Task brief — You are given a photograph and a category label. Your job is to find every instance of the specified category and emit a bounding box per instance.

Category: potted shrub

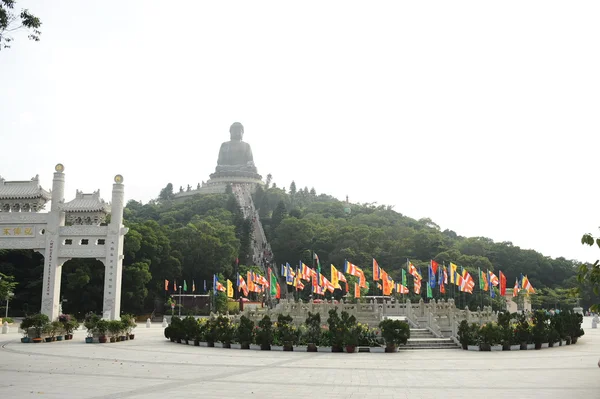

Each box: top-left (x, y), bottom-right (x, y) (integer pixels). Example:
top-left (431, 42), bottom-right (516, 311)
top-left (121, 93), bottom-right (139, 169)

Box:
top-left (567, 312), bottom-right (584, 344)
top-left (457, 320), bottom-right (473, 350)
top-left (215, 315), bottom-right (235, 348)
top-left (121, 314), bottom-right (137, 340)
top-left (256, 315), bottom-right (273, 350)
top-left (49, 320), bottom-right (62, 342)
top-left (236, 316), bottom-right (255, 350)
top-left (182, 316), bottom-right (199, 345)
top-left (515, 313), bottom-right (531, 350)
top-left (276, 314), bottom-right (297, 351)
top-left (59, 314), bottom-right (78, 340)
top-left (43, 323), bottom-right (54, 342)
top-left (26, 314), bottom-right (50, 343)
top-left (96, 319), bottom-right (109, 343)
top-left (531, 310), bottom-right (549, 350)
top-left (84, 314), bottom-right (100, 343)
top-left (169, 317), bottom-right (184, 343)
top-left (205, 318), bottom-right (217, 347)
top-left (108, 320), bottom-right (122, 342)
top-left (20, 316), bottom-right (33, 343)
top-left (379, 319), bottom-right (410, 352)
top-left (305, 312), bottom-right (321, 352)
top-left (497, 312), bottom-right (513, 351)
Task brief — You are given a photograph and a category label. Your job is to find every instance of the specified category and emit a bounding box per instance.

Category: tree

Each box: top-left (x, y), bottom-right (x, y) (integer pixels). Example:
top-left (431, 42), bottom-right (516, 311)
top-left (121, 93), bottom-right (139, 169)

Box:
top-left (0, 0), bottom-right (41, 50)
top-left (271, 200), bottom-right (287, 230)
top-left (289, 181), bottom-right (297, 195)
top-left (0, 272), bottom-right (17, 300)
top-left (579, 231), bottom-right (600, 311)
top-left (158, 183), bottom-right (174, 202)
top-left (265, 174), bottom-right (272, 189)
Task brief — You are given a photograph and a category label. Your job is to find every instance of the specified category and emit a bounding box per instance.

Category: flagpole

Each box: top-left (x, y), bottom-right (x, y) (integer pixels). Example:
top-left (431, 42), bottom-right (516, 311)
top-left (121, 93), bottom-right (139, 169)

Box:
top-left (178, 285), bottom-right (182, 317)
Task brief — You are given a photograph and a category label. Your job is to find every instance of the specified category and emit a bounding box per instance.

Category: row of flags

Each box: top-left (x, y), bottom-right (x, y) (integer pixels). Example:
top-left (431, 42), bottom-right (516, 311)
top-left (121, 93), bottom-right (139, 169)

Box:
top-left (164, 279), bottom-right (200, 292)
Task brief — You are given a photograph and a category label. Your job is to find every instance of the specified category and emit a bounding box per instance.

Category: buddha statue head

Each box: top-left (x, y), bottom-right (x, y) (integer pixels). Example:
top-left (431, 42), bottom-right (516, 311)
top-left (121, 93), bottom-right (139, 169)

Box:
top-left (230, 122), bottom-right (244, 141)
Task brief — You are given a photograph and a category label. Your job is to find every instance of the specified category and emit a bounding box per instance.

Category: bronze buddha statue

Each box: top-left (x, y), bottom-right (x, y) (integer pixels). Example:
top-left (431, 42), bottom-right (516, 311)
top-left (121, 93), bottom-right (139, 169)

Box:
top-left (214, 122), bottom-right (259, 176)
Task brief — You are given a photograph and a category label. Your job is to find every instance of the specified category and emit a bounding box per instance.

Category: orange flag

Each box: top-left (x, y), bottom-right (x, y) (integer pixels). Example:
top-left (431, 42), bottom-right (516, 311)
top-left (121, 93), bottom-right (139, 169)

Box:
top-left (354, 283), bottom-right (361, 298)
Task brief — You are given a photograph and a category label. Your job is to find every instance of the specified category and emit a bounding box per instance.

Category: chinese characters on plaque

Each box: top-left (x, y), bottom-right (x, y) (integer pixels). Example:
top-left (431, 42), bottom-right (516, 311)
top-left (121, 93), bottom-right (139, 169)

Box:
top-left (2, 226), bottom-right (34, 237)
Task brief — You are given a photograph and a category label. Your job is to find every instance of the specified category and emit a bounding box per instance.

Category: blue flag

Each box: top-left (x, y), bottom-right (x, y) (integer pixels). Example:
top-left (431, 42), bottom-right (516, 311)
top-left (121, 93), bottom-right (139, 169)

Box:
top-left (203, 280), bottom-right (207, 293)
top-left (429, 264), bottom-right (436, 288)
top-left (212, 275), bottom-right (217, 294)
top-left (286, 263), bottom-right (294, 284)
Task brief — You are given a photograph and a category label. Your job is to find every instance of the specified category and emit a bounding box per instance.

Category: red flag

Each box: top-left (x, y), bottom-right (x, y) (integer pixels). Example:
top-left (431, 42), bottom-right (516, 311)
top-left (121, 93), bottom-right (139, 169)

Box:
top-left (440, 282), bottom-right (446, 294)
top-left (431, 260), bottom-right (439, 276)
top-left (276, 282), bottom-right (281, 299)
top-left (499, 271), bottom-right (507, 296)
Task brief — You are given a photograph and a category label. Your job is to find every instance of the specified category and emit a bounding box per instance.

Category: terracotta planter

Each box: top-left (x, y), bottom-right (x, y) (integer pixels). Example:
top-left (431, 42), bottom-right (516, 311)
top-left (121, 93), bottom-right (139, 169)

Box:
top-left (345, 345), bottom-right (356, 353)
top-left (99, 336), bottom-right (107, 343)
top-left (32, 338), bottom-right (42, 343)
top-left (307, 343), bottom-right (318, 352)
top-left (385, 345), bottom-right (397, 353)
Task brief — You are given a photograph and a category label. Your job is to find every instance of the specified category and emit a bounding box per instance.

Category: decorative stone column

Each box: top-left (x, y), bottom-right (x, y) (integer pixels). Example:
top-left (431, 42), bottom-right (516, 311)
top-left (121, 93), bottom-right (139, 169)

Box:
top-left (40, 164), bottom-right (66, 320)
top-left (102, 175), bottom-right (127, 320)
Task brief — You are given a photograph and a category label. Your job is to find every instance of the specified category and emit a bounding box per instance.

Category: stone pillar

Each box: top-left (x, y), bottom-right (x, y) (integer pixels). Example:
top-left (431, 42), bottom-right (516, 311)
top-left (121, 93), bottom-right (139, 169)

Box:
top-left (40, 164), bottom-right (66, 320)
top-left (103, 175), bottom-right (126, 320)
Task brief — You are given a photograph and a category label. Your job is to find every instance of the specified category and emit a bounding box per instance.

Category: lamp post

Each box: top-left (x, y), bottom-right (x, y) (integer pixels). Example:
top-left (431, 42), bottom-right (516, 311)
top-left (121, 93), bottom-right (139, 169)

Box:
top-left (178, 285), bottom-right (182, 317)
top-left (5, 292), bottom-right (14, 318)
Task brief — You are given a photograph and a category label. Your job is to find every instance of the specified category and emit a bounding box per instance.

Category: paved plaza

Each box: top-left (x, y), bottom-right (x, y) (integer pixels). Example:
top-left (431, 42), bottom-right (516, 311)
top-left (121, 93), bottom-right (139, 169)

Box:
top-left (1, 318), bottom-right (599, 399)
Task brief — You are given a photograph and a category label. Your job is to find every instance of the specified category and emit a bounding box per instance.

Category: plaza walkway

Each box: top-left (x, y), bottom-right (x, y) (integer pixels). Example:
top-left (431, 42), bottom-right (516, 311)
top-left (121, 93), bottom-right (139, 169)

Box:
top-left (0, 318), bottom-right (599, 399)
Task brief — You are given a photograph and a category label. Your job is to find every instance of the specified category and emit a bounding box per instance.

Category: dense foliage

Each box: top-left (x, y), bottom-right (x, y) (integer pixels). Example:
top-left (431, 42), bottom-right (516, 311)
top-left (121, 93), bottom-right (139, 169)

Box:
top-left (0, 180), bottom-right (586, 317)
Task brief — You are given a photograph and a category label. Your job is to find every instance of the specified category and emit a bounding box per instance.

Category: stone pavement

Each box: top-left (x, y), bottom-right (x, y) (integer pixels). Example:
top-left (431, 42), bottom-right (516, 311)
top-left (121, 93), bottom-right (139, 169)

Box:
top-left (1, 318), bottom-right (599, 399)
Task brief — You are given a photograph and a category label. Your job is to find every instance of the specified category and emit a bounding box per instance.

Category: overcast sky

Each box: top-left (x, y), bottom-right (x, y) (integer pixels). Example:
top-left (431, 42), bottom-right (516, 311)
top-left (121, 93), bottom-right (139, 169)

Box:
top-left (1, 1), bottom-right (599, 263)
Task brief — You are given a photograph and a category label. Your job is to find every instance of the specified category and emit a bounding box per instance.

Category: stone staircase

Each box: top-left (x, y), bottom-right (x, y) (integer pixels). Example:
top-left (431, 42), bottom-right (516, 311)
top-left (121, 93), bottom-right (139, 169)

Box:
top-left (400, 328), bottom-right (460, 350)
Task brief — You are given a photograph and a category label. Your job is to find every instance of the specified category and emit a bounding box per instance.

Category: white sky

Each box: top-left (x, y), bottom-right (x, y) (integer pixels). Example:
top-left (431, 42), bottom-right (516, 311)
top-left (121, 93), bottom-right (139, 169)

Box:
top-left (1, 1), bottom-right (599, 263)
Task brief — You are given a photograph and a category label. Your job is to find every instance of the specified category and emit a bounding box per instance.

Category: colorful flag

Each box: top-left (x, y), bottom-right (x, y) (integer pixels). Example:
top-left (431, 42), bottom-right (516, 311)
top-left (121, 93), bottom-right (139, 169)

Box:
top-left (377, 282), bottom-right (383, 290)
top-left (522, 276), bottom-right (535, 294)
top-left (354, 282), bottom-right (361, 298)
top-left (270, 268), bottom-right (277, 296)
top-left (212, 275), bottom-right (218, 294)
top-left (480, 269), bottom-right (488, 291)
top-left (227, 279), bottom-right (234, 298)
top-left (216, 281), bottom-right (226, 292)
top-left (440, 281), bottom-right (446, 294)
top-left (427, 284), bottom-right (433, 299)
top-left (414, 277), bottom-right (421, 294)
top-left (428, 262), bottom-right (436, 288)
top-left (489, 271), bottom-right (499, 287)
top-left (331, 264), bottom-right (340, 289)
top-left (281, 264), bottom-right (287, 277)
top-left (174, 280), bottom-right (177, 291)
top-left (322, 276), bottom-right (335, 293)
top-left (402, 269), bottom-right (407, 286)
top-left (192, 280), bottom-right (196, 292)
top-left (313, 252), bottom-right (321, 272)
top-left (286, 263), bottom-right (295, 285)
top-left (499, 271), bottom-right (506, 296)
top-left (276, 282), bottom-right (281, 299)
top-left (183, 280), bottom-right (188, 292)
top-left (373, 258), bottom-right (381, 281)
top-left (461, 271), bottom-right (475, 294)
top-left (203, 280), bottom-right (207, 293)
top-left (513, 278), bottom-right (519, 297)
top-left (450, 263), bottom-right (458, 285)
top-left (247, 271), bottom-right (255, 292)
top-left (345, 260), bottom-right (366, 288)
top-left (238, 274), bottom-right (248, 296)
top-left (408, 261), bottom-right (422, 280)
top-left (442, 266), bottom-right (448, 285)
top-left (164, 279), bottom-right (169, 291)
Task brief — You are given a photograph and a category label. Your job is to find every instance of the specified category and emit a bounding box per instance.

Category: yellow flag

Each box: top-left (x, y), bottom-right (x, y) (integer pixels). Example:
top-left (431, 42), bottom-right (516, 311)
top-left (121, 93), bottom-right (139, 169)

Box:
top-left (227, 279), bottom-right (234, 298)
top-left (450, 263), bottom-right (458, 285)
top-left (331, 264), bottom-right (340, 289)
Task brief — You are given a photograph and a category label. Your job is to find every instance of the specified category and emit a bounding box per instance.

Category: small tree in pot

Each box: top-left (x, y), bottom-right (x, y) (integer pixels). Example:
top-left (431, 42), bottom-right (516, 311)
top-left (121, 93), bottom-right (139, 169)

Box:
top-left (479, 322), bottom-right (501, 351)
top-left (236, 316), bottom-right (255, 349)
top-left (121, 314), bottom-right (137, 340)
top-left (25, 314), bottom-right (49, 343)
top-left (182, 316), bottom-right (199, 345)
top-left (108, 320), bottom-right (122, 343)
top-left (305, 312), bottom-right (321, 352)
top-left (256, 315), bottom-right (273, 350)
top-left (215, 315), bottom-right (235, 348)
top-left (84, 314), bottom-right (100, 343)
top-left (515, 313), bottom-right (532, 350)
top-left (379, 319), bottom-right (410, 352)
top-left (96, 319), bottom-right (109, 343)
top-left (531, 310), bottom-right (549, 349)
top-left (276, 314), bottom-right (297, 351)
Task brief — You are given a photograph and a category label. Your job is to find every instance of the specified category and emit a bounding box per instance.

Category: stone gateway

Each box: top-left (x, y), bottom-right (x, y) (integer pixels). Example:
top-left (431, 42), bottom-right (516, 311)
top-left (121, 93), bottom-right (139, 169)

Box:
top-left (0, 164), bottom-right (127, 320)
